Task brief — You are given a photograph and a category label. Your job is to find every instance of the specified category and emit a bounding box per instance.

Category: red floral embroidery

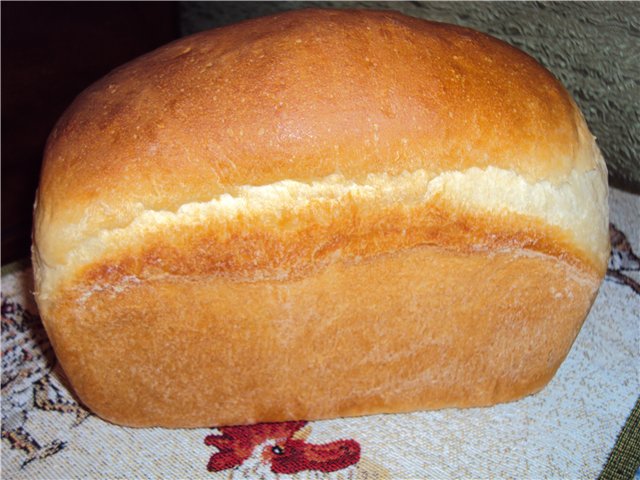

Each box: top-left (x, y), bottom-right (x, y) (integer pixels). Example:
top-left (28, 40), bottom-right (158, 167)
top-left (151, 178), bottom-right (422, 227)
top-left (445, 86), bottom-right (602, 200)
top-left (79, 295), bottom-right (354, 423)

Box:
top-left (204, 421), bottom-right (360, 474)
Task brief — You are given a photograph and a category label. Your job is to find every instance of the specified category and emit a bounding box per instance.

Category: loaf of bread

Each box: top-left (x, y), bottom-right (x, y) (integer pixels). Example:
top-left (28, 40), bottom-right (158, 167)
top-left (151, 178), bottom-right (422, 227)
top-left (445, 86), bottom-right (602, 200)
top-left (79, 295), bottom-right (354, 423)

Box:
top-left (32, 9), bottom-right (609, 428)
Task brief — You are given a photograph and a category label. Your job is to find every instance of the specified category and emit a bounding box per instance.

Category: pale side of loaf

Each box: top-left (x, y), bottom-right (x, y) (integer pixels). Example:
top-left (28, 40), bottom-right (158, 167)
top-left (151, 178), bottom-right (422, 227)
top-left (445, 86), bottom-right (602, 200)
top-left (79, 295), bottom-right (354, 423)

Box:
top-left (32, 9), bottom-right (609, 428)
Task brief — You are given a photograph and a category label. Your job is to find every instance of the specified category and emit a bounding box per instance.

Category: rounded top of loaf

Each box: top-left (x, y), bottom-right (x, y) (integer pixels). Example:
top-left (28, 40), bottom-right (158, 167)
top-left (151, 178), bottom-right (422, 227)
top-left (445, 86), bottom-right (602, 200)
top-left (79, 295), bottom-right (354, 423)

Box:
top-left (34, 8), bottom-right (608, 292)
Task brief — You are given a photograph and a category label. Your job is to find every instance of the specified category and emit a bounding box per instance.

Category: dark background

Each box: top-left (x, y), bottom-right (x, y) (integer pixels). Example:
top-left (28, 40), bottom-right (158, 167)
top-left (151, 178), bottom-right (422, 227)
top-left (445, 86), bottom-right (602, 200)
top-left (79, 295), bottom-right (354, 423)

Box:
top-left (2, 2), bottom-right (639, 265)
top-left (2, 2), bottom-right (180, 264)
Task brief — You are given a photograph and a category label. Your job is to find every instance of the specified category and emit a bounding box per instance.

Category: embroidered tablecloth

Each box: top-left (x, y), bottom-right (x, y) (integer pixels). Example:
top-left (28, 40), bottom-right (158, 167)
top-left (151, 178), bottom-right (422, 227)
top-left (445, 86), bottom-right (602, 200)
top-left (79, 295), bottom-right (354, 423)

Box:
top-left (2, 187), bottom-right (639, 479)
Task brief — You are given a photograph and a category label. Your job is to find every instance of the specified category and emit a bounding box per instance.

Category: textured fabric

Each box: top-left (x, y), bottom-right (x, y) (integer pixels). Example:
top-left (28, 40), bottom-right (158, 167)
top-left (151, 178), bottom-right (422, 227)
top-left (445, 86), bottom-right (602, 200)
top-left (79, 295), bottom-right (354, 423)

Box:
top-left (179, 1), bottom-right (640, 192)
top-left (599, 397), bottom-right (640, 480)
top-left (1, 187), bottom-right (638, 479)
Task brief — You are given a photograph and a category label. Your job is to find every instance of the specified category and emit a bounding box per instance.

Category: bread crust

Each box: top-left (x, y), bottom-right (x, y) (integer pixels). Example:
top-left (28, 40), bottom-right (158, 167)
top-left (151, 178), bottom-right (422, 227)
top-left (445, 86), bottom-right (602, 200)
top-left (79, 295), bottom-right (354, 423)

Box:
top-left (46, 243), bottom-right (599, 428)
top-left (35, 9), bottom-right (604, 273)
top-left (32, 9), bottom-right (609, 427)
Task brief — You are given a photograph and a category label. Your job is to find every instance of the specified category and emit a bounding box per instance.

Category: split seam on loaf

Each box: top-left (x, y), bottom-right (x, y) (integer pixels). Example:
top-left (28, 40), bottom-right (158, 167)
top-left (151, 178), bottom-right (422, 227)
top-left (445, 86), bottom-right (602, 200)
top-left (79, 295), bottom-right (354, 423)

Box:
top-left (36, 161), bottom-right (607, 302)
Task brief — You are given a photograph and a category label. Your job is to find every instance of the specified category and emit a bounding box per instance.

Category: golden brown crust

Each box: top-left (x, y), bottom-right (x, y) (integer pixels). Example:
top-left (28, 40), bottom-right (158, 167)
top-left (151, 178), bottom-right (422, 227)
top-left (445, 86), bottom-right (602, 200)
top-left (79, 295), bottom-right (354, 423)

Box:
top-left (45, 244), bottom-right (599, 428)
top-left (36, 8), bottom-right (601, 268)
top-left (32, 9), bottom-right (609, 428)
